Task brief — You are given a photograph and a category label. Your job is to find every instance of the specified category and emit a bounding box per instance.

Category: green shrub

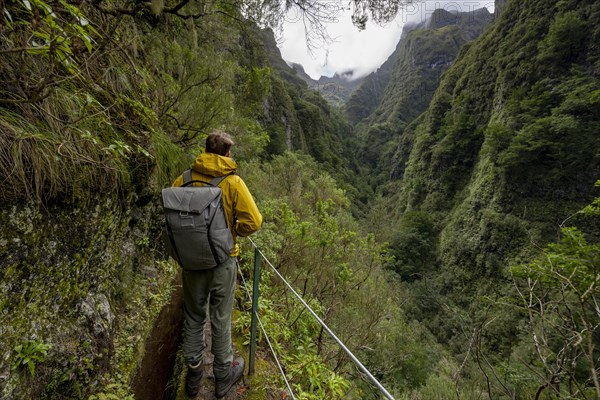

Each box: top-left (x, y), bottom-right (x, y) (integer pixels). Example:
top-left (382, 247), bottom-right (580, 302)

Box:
top-left (11, 340), bottom-right (52, 377)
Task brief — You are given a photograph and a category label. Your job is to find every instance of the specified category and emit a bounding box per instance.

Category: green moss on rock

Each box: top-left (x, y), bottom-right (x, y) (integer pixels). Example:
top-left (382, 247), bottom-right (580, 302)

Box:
top-left (0, 195), bottom-right (178, 399)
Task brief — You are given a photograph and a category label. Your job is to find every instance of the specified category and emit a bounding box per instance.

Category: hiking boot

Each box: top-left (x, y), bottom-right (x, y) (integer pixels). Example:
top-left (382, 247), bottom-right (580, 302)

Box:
top-left (185, 360), bottom-right (203, 398)
top-left (215, 356), bottom-right (245, 398)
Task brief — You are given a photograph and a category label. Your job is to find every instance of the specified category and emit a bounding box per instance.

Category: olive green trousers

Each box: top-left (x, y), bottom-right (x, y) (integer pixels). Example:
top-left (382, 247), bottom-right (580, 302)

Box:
top-left (182, 257), bottom-right (237, 379)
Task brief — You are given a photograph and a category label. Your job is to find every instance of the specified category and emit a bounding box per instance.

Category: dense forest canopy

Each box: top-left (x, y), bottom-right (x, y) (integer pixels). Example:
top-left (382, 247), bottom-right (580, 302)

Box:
top-left (1, 0), bottom-right (599, 399)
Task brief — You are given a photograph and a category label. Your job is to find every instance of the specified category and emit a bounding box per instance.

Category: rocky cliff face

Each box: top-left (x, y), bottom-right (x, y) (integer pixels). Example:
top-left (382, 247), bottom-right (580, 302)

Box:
top-left (495, 0), bottom-right (507, 16)
top-left (0, 195), bottom-right (177, 399)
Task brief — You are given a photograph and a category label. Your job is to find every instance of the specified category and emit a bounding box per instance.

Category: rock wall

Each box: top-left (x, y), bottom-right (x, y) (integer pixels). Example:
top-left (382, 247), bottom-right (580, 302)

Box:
top-left (0, 195), bottom-right (178, 399)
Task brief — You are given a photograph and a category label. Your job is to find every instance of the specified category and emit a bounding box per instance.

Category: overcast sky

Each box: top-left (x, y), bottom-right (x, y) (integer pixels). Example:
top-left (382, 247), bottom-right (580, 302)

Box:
top-left (278, 1), bottom-right (496, 80)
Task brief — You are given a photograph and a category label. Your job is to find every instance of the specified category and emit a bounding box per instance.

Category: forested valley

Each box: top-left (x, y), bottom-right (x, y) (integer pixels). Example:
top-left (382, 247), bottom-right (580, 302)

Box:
top-left (1, 0), bottom-right (599, 399)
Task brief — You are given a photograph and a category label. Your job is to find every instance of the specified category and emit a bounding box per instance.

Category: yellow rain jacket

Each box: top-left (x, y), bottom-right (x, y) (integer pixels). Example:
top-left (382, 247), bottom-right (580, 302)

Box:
top-left (172, 152), bottom-right (262, 257)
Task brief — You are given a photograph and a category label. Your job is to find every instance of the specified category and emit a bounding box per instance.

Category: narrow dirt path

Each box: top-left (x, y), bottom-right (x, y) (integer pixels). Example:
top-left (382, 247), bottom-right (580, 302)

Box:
top-left (133, 273), bottom-right (251, 400)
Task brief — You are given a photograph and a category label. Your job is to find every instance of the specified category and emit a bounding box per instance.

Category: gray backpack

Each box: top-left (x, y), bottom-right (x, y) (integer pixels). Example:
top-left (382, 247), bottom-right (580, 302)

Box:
top-left (162, 170), bottom-right (234, 270)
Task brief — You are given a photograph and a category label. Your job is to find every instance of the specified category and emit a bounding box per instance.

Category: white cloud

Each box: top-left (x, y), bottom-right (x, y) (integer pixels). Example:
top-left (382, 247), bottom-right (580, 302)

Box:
top-left (278, 1), bottom-right (496, 80)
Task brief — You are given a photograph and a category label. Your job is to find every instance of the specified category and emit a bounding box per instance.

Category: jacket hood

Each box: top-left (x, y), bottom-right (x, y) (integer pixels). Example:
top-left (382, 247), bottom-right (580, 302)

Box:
top-left (192, 152), bottom-right (237, 177)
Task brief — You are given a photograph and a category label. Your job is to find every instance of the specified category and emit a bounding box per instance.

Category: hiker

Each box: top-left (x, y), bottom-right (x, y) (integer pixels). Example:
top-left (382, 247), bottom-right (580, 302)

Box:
top-left (171, 130), bottom-right (262, 398)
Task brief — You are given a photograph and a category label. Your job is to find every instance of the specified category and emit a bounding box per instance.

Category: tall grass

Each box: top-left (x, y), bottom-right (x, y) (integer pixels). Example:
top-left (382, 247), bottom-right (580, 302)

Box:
top-left (149, 129), bottom-right (189, 188)
top-left (0, 107), bottom-right (130, 204)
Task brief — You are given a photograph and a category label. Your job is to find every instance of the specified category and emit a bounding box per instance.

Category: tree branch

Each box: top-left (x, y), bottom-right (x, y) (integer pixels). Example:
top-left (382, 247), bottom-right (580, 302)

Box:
top-left (161, 73), bottom-right (222, 117)
top-left (163, 0), bottom-right (191, 14)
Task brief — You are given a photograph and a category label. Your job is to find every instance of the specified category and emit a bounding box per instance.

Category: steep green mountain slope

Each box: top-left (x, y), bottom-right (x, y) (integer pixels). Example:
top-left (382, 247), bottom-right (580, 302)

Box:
top-left (374, 0), bottom-right (600, 396)
top-left (399, 0), bottom-right (600, 269)
top-left (248, 28), bottom-right (345, 161)
top-left (254, 27), bottom-right (359, 190)
top-left (345, 7), bottom-right (493, 127)
top-left (347, 7), bottom-right (493, 181)
top-left (375, 7), bottom-right (492, 124)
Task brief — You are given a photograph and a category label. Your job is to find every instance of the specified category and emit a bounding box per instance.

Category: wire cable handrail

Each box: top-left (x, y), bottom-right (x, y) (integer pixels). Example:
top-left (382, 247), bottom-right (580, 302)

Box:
top-left (247, 237), bottom-right (395, 400)
top-left (237, 264), bottom-right (297, 399)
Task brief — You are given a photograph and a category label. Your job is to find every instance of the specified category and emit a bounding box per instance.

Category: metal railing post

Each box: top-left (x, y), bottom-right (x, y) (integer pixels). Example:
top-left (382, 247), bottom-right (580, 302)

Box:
top-left (248, 246), bottom-right (261, 375)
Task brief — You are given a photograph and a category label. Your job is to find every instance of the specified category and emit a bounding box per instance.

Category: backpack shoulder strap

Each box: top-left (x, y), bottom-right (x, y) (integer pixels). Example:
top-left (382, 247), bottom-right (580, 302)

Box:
top-left (182, 169), bottom-right (211, 187)
top-left (183, 169), bottom-right (193, 185)
top-left (210, 173), bottom-right (234, 187)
